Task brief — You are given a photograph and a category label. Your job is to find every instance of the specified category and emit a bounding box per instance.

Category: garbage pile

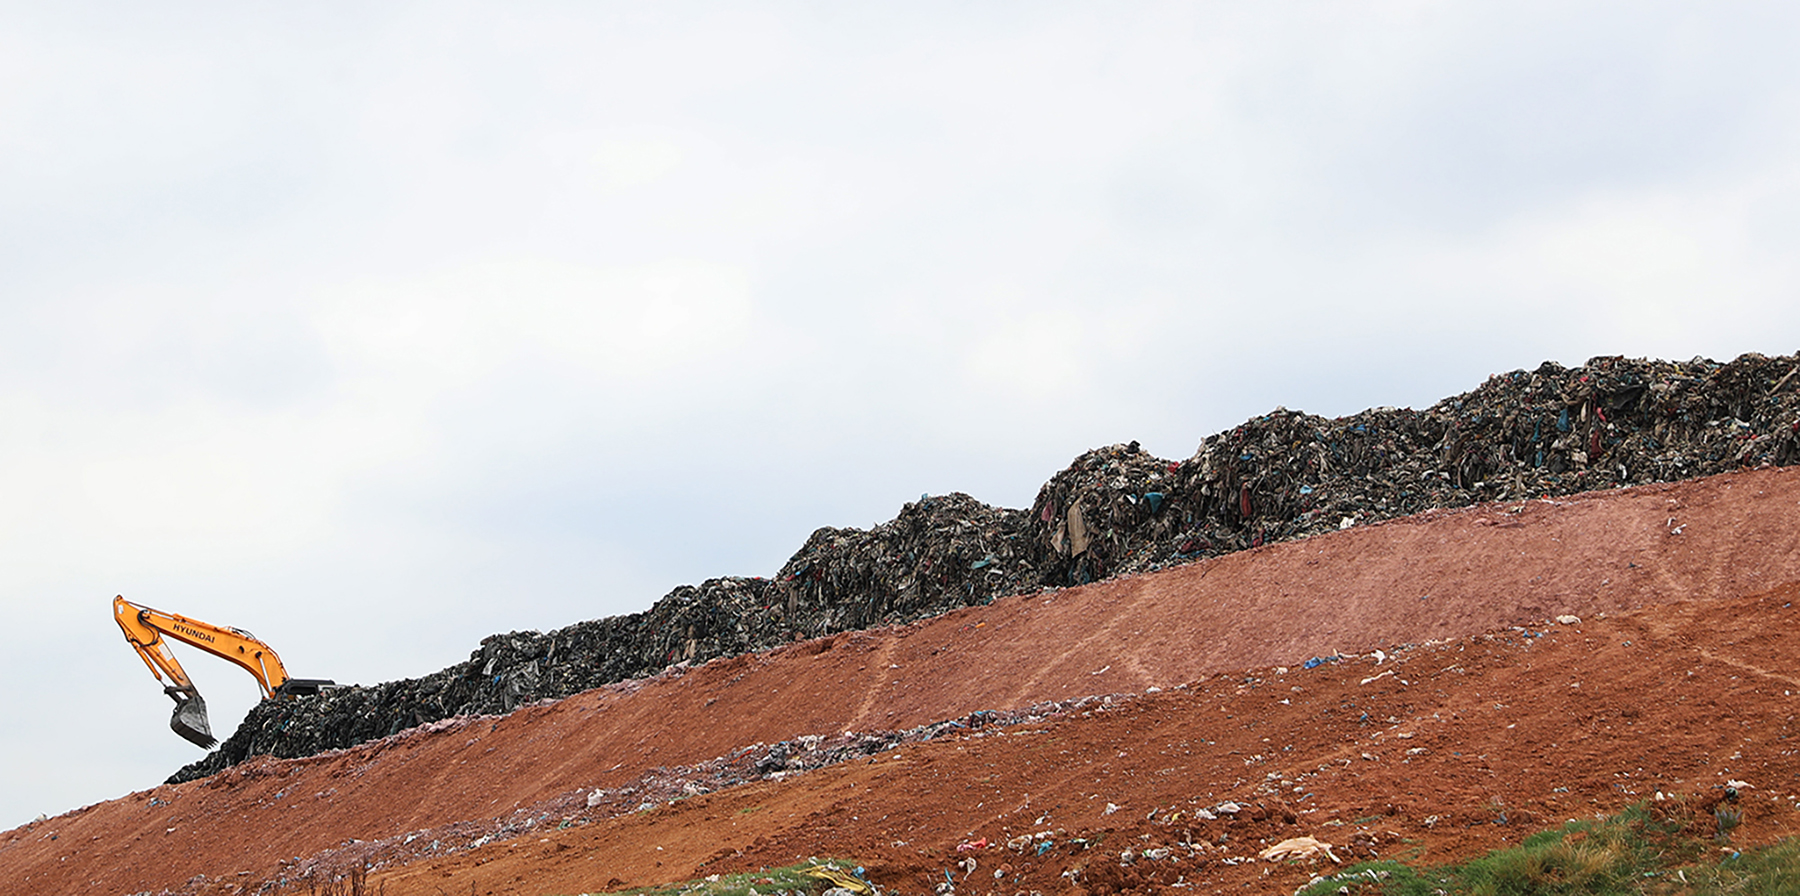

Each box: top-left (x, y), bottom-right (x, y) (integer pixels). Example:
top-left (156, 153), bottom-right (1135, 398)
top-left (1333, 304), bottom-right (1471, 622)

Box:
top-left (773, 491), bottom-right (1035, 630)
top-left (1021, 353), bottom-right (1800, 583)
top-left (171, 352), bottom-right (1800, 784)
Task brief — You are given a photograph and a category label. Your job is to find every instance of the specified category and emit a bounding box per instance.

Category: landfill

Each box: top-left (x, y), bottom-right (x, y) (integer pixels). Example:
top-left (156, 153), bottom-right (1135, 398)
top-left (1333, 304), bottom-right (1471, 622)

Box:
top-left (170, 352), bottom-right (1800, 784)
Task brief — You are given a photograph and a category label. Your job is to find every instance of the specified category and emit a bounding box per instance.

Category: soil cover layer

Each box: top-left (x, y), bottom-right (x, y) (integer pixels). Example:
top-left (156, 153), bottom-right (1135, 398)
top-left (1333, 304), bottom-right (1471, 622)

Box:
top-left (174, 352), bottom-right (1800, 783)
top-left (7, 465), bottom-right (1800, 895)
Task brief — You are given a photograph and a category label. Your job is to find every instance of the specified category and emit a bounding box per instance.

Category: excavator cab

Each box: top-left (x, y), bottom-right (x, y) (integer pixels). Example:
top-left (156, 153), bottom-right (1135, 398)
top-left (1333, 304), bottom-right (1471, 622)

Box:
top-left (112, 596), bottom-right (334, 748)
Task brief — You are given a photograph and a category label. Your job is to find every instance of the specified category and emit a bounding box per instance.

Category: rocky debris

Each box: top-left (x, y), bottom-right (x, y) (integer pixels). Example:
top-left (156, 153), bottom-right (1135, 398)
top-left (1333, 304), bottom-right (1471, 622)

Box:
top-left (171, 352), bottom-right (1800, 784)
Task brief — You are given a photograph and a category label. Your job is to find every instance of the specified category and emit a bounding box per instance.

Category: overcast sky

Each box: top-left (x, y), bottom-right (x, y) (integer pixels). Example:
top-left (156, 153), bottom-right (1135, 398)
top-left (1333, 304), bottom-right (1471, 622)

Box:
top-left (4, 2), bottom-right (1799, 829)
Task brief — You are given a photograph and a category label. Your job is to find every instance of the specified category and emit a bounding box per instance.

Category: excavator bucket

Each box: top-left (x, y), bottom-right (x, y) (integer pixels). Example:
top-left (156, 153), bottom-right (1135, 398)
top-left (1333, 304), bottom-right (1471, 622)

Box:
top-left (165, 685), bottom-right (217, 749)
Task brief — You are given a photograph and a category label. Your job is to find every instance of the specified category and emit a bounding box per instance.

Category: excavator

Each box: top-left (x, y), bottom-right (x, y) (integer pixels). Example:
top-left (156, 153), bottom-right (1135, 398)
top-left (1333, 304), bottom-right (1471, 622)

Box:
top-left (112, 595), bottom-right (335, 749)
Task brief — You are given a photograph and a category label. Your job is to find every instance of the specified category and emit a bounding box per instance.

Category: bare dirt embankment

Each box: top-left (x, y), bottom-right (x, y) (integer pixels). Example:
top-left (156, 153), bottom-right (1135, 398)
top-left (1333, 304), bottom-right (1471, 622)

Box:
top-left (6, 467), bottom-right (1800, 895)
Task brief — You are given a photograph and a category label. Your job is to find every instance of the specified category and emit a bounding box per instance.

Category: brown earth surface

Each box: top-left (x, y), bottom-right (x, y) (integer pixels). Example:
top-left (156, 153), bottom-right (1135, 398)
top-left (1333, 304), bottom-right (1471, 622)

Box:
top-left (7, 466), bottom-right (1800, 895)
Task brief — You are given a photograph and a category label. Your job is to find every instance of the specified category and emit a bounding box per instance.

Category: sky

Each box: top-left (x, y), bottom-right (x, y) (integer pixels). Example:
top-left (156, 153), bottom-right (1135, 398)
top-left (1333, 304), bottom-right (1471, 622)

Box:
top-left (4, 1), bottom-right (1799, 829)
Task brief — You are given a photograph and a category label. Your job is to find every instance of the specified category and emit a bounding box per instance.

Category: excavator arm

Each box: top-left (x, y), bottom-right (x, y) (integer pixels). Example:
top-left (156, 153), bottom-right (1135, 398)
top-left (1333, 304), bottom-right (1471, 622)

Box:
top-left (112, 596), bottom-right (333, 748)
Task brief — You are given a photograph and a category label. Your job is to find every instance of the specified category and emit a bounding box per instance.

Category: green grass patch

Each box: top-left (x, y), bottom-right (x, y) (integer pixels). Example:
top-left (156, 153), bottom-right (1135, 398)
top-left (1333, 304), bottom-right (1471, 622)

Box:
top-left (1294, 799), bottom-right (1800, 896)
top-left (1673, 836), bottom-right (1800, 895)
top-left (562, 858), bottom-right (871, 896)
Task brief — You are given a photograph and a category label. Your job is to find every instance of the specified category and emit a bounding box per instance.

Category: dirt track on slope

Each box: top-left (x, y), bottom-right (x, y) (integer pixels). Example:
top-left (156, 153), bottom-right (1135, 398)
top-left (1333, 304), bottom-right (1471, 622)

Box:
top-left (6, 467), bottom-right (1800, 895)
top-left (369, 585), bottom-right (1800, 896)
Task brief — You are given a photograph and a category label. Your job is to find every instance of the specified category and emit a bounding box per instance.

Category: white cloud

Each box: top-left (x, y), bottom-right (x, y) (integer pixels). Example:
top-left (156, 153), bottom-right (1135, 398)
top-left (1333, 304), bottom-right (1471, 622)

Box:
top-left (964, 308), bottom-right (1090, 403)
top-left (321, 256), bottom-right (753, 381)
top-left (586, 138), bottom-right (688, 194)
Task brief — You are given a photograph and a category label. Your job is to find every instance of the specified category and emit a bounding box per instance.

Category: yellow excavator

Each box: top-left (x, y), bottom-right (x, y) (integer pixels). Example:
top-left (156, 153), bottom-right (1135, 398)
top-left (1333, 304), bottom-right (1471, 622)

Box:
top-left (112, 595), bottom-right (334, 748)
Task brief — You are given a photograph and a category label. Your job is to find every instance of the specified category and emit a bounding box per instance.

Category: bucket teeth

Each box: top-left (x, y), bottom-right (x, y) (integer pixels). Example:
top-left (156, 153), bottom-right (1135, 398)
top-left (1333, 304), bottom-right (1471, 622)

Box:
top-left (166, 686), bottom-right (217, 749)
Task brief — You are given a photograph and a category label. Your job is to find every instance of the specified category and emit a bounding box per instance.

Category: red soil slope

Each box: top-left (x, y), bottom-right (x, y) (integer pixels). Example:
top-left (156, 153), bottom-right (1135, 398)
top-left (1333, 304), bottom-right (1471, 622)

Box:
top-left (366, 585), bottom-right (1800, 896)
top-left (6, 467), bottom-right (1800, 895)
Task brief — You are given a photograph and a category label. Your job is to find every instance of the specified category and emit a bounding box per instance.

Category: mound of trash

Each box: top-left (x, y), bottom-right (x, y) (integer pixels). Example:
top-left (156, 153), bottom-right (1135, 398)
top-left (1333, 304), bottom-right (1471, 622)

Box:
top-left (1028, 352), bottom-right (1800, 585)
top-left (170, 352), bottom-right (1800, 783)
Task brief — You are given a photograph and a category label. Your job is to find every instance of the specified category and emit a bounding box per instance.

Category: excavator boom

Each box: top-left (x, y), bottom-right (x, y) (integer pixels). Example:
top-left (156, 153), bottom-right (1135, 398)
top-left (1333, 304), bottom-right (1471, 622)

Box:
top-left (112, 596), bottom-right (333, 748)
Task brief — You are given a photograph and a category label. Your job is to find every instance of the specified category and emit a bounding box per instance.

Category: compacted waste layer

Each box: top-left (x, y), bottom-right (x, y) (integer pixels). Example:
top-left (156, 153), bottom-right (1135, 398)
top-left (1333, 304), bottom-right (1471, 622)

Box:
top-left (171, 352), bottom-right (1800, 783)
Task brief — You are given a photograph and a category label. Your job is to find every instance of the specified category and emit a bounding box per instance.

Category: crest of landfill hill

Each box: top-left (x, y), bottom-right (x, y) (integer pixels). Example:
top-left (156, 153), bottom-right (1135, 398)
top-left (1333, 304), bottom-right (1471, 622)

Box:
top-left (170, 352), bottom-right (1800, 784)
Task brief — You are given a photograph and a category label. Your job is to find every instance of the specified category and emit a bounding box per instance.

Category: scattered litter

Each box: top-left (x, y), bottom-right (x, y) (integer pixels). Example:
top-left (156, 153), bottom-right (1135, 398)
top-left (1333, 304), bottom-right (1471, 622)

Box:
top-left (802, 862), bottom-right (872, 895)
top-left (1259, 837), bottom-right (1341, 864)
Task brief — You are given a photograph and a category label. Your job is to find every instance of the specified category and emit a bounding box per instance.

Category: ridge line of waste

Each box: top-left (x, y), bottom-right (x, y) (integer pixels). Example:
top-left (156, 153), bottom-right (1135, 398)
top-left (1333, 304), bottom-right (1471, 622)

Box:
top-left (170, 351), bottom-right (1800, 784)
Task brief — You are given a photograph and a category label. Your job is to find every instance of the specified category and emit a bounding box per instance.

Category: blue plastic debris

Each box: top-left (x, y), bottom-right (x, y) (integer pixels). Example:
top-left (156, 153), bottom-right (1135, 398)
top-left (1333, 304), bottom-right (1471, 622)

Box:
top-left (1143, 492), bottom-right (1164, 513)
top-left (1303, 657), bottom-right (1326, 670)
top-left (1036, 840), bottom-right (1054, 856)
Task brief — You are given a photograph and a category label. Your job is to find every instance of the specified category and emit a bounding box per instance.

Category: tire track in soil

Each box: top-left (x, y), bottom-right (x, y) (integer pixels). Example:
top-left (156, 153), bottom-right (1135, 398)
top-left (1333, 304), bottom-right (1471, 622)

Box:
top-left (1007, 582), bottom-right (1160, 704)
top-left (848, 636), bottom-right (902, 733)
